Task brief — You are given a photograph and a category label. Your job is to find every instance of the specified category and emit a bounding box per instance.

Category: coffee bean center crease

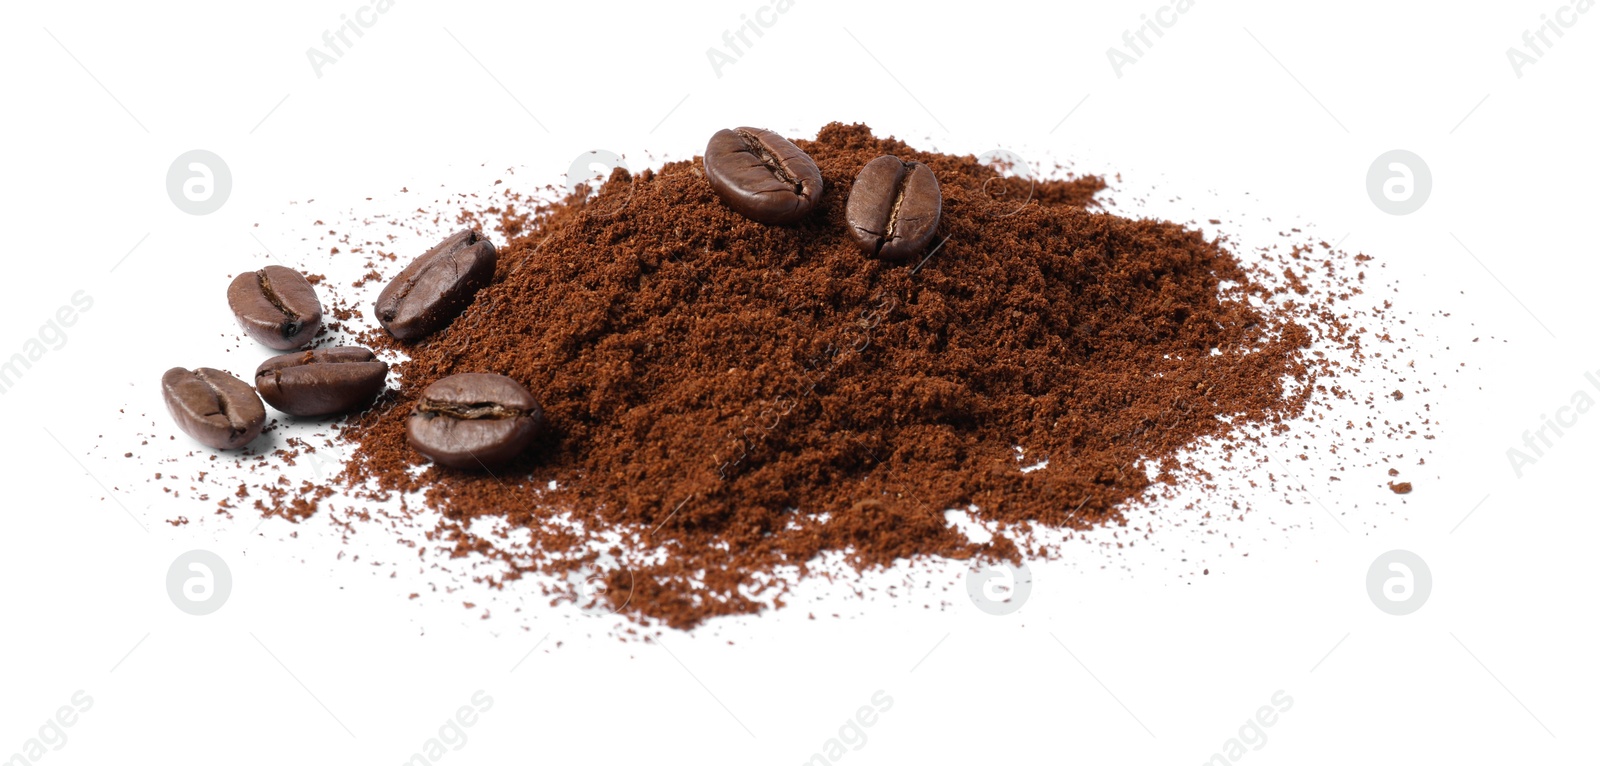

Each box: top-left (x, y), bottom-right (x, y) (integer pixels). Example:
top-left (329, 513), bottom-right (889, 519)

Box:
top-left (738, 129), bottom-right (800, 190)
top-left (418, 401), bottom-right (528, 419)
top-left (256, 271), bottom-right (301, 322)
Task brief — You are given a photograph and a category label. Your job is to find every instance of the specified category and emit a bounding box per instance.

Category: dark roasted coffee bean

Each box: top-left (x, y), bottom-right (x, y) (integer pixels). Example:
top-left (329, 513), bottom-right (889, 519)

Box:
top-left (375, 229), bottom-right (497, 342)
top-left (406, 373), bottom-right (543, 469)
top-left (227, 265), bottom-right (323, 350)
top-left (162, 367), bottom-right (266, 450)
top-left (845, 155), bottom-right (942, 260)
top-left (254, 346), bottom-right (389, 417)
top-left (702, 127), bottom-right (824, 225)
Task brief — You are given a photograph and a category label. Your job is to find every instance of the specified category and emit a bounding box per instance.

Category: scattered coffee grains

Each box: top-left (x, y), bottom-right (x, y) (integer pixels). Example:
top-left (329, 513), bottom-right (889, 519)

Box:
top-left (121, 123), bottom-right (1450, 632)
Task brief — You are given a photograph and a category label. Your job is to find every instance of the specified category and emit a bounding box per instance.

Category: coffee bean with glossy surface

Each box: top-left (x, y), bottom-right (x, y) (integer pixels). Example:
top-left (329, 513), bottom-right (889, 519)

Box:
top-left (254, 346), bottom-right (389, 417)
top-left (846, 155), bottom-right (942, 260)
top-left (702, 127), bottom-right (824, 225)
top-left (162, 367), bottom-right (266, 450)
top-left (376, 229), bottom-right (497, 342)
top-left (406, 373), bottom-right (543, 470)
top-left (227, 265), bottom-right (322, 349)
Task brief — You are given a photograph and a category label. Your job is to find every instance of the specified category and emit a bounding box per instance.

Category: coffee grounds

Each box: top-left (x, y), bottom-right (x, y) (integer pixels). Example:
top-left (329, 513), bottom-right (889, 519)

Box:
top-left (299, 122), bottom-right (1342, 629)
top-left (110, 122), bottom-right (1445, 632)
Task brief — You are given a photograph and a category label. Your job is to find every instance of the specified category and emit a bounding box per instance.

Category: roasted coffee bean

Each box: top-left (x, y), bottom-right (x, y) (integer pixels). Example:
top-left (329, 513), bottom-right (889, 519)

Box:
top-left (406, 373), bottom-right (543, 469)
top-left (162, 367), bottom-right (266, 450)
top-left (845, 155), bottom-right (942, 260)
top-left (376, 229), bottom-right (498, 342)
top-left (702, 127), bottom-right (824, 225)
top-left (227, 265), bottom-right (323, 350)
top-left (254, 346), bottom-right (389, 417)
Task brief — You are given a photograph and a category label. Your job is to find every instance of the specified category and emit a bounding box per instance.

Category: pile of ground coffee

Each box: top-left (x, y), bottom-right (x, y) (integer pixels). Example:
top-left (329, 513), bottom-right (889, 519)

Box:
top-left (286, 122), bottom-right (1346, 629)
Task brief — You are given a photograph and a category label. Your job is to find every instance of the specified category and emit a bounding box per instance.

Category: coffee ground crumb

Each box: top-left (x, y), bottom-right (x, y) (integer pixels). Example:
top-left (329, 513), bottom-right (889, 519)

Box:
top-left (315, 122), bottom-right (1396, 629)
top-left (121, 122), bottom-right (1445, 633)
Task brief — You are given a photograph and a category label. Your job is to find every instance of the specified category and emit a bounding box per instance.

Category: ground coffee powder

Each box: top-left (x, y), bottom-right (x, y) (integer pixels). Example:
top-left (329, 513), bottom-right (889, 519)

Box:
top-left (118, 121), bottom-right (1442, 632)
top-left (274, 122), bottom-right (1365, 629)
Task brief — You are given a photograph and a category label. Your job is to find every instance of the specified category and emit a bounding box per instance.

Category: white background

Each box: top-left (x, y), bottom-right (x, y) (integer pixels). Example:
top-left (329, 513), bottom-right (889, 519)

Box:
top-left (2, 0), bottom-right (1596, 763)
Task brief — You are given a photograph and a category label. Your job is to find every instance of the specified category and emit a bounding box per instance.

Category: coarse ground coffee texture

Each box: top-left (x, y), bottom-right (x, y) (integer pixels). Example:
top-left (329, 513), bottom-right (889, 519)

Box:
top-left (298, 122), bottom-right (1355, 629)
top-left (124, 123), bottom-right (1441, 632)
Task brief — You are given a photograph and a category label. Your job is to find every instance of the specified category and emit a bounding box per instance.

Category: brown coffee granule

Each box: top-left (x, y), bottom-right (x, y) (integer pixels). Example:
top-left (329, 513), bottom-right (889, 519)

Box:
top-left (107, 122), bottom-right (1446, 632)
top-left (307, 122), bottom-right (1355, 629)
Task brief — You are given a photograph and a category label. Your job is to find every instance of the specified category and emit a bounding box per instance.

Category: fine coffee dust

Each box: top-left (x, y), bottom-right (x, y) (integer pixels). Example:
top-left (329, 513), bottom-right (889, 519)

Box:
top-left (121, 122), bottom-right (1448, 631)
top-left (321, 122), bottom-right (1417, 629)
